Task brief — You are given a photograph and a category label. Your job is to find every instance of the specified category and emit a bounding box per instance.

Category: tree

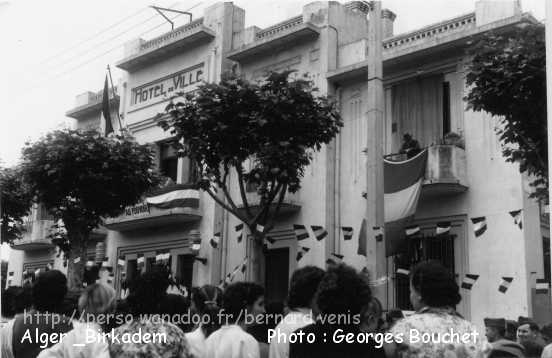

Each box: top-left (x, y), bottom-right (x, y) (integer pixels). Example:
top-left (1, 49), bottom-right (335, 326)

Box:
top-left (158, 71), bottom-right (342, 276)
top-left (0, 166), bottom-right (32, 243)
top-left (21, 130), bottom-right (158, 290)
top-left (465, 23), bottom-right (547, 201)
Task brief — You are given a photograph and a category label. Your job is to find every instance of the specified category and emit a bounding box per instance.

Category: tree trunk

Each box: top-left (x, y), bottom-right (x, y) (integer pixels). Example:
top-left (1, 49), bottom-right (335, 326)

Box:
top-left (66, 230), bottom-right (88, 291)
top-left (250, 232), bottom-right (265, 284)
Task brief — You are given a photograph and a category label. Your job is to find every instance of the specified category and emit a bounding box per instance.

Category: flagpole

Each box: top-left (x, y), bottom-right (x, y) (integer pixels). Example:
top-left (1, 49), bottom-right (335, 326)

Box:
top-left (107, 65), bottom-right (124, 132)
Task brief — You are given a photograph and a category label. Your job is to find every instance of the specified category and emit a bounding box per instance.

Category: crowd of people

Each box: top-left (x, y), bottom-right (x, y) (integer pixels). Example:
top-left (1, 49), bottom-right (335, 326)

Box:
top-left (1, 260), bottom-right (552, 358)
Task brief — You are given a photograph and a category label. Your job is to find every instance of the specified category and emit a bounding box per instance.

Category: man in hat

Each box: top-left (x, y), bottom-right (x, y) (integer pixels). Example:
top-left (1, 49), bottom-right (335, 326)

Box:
top-left (516, 316), bottom-right (542, 346)
top-left (541, 323), bottom-right (552, 358)
top-left (505, 320), bottom-right (518, 341)
top-left (484, 318), bottom-right (507, 343)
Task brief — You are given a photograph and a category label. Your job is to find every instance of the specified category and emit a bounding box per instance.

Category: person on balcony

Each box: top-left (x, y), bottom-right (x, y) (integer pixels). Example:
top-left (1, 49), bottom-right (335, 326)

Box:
top-left (400, 133), bottom-right (422, 159)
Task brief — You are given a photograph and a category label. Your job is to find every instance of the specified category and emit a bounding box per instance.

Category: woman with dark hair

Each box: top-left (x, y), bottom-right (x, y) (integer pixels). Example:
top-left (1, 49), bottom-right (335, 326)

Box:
top-left (186, 285), bottom-right (223, 358)
top-left (204, 282), bottom-right (264, 358)
top-left (108, 268), bottom-right (192, 358)
top-left (387, 260), bottom-right (487, 358)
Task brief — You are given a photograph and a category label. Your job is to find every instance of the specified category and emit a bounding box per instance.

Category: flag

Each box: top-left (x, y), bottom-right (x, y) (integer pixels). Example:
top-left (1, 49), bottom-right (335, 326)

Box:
top-left (102, 75), bottom-right (114, 136)
top-left (86, 260), bottom-right (94, 267)
top-left (396, 268), bottom-right (410, 276)
top-left (373, 226), bottom-right (383, 242)
top-left (358, 219), bottom-right (367, 256)
top-left (384, 150), bottom-right (428, 256)
top-left (101, 258), bottom-right (111, 268)
top-left (311, 226), bottom-right (328, 241)
top-left (235, 223), bottom-right (244, 243)
top-left (146, 188), bottom-right (200, 209)
top-left (436, 222), bottom-right (451, 236)
top-left (461, 274), bottom-right (479, 290)
top-left (194, 257), bottom-right (208, 265)
top-left (256, 224), bottom-right (265, 233)
top-left (471, 217), bottom-right (487, 237)
top-left (137, 255), bottom-right (145, 269)
top-left (294, 224), bottom-right (309, 241)
top-left (326, 253), bottom-right (344, 265)
top-left (498, 277), bottom-right (513, 293)
top-left (74, 257), bottom-right (81, 264)
top-left (191, 242), bottom-right (201, 252)
top-left (210, 232), bottom-right (220, 249)
top-left (342, 226), bottom-right (353, 240)
top-left (536, 279), bottom-right (549, 294)
top-left (509, 209), bottom-right (522, 229)
top-left (117, 257), bottom-right (125, 267)
top-left (405, 225), bottom-right (420, 237)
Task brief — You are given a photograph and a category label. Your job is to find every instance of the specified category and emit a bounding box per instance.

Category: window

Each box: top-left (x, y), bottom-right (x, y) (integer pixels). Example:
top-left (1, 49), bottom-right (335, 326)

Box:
top-left (159, 142), bottom-right (178, 182)
top-left (543, 236), bottom-right (551, 284)
top-left (265, 248), bottom-right (290, 304)
top-left (443, 81), bottom-right (451, 136)
top-left (126, 259), bottom-right (138, 283)
top-left (395, 233), bottom-right (456, 310)
top-left (175, 254), bottom-right (194, 289)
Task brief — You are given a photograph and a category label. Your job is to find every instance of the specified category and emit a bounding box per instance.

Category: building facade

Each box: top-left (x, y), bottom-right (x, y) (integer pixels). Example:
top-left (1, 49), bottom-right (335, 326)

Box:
top-left (8, 0), bottom-right (550, 330)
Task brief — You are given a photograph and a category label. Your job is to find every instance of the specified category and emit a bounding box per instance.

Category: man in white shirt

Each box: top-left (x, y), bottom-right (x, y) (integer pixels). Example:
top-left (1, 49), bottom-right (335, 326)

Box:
top-left (269, 266), bottom-right (325, 358)
top-left (205, 282), bottom-right (265, 358)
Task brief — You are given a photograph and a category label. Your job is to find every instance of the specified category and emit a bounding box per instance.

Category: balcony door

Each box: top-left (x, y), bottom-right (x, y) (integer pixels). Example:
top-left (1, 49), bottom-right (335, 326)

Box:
top-left (265, 247), bottom-right (290, 305)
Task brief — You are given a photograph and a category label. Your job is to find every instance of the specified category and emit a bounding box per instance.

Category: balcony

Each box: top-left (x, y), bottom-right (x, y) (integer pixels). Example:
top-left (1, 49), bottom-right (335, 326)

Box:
top-left (116, 18), bottom-right (215, 72)
top-left (228, 16), bottom-right (320, 62)
top-left (103, 184), bottom-right (201, 231)
top-left (11, 220), bottom-right (55, 251)
top-left (422, 145), bottom-right (468, 197)
top-left (66, 88), bottom-right (119, 121)
top-left (237, 190), bottom-right (301, 217)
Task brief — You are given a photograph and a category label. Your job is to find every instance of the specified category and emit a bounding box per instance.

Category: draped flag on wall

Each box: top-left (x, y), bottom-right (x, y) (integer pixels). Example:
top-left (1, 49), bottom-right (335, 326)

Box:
top-left (384, 150), bottom-right (428, 256)
top-left (146, 187), bottom-right (200, 209)
top-left (102, 75), bottom-right (114, 136)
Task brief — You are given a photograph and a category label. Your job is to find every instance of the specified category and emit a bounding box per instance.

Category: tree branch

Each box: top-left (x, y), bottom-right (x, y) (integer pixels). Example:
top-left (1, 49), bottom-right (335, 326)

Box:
top-left (265, 183), bottom-right (287, 233)
top-left (236, 164), bottom-right (252, 218)
top-left (205, 187), bottom-right (247, 223)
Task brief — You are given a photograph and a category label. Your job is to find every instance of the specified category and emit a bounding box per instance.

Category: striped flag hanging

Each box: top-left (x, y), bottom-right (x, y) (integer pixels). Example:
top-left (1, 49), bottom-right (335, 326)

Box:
top-left (396, 268), bottom-right (410, 276)
top-left (146, 187), bottom-right (200, 209)
top-left (471, 217), bottom-right (487, 237)
top-left (311, 226), bottom-right (328, 241)
top-left (235, 223), bottom-right (244, 243)
top-left (294, 224), bottom-right (309, 241)
top-left (436, 222), bottom-right (451, 236)
top-left (296, 247), bottom-right (310, 262)
top-left (405, 225), bottom-right (420, 237)
top-left (373, 226), bottom-right (384, 242)
top-left (498, 277), bottom-right (513, 293)
top-left (461, 274), bottom-right (480, 290)
top-left (102, 75), bottom-right (114, 136)
top-left (210, 232), bottom-right (220, 249)
top-left (341, 226), bottom-right (353, 240)
top-left (509, 210), bottom-right (523, 229)
top-left (536, 279), bottom-right (549, 294)
top-left (326, 253), bottom-right (344, 265)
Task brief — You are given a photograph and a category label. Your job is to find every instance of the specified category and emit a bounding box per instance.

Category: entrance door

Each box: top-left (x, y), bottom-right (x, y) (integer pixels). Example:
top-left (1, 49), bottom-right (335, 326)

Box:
top-left (175, 254), bottom-right (194, 288)
top-left (264, 248), bottom-right (290, 305)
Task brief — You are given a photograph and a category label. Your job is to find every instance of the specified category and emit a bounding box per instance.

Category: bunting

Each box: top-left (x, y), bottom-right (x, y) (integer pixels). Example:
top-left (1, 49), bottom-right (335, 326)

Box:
top-left (210, 232), bottom-right (221, 249)
top-left (294, 224), bottom-right (309, 241)
top-left (74, 257), bottom-right (81, 264)
top-left (536, 279), bottom-right (549, 294)
top-left (405, 225), bottom-right (420, 237)
top-left (296, 246), bottom-right (310, 261)
top-left (194, 257), bottom-right (208, 265)
top-left (326, 253), bottom-right (344, 265)
top-left (461, 274), bottom-right (479, 290)
top-left (235, 223), bottom-right (244, 243)
top-left (117, 257), bottom-right (125, 267)
top-left (311, 226), bottom-right (328, 241)
top-left (373, 226), bottom-right (383, 242)
top-left (341, 226), bottom-right (353, 240)
top-left (256, 224), bottom-right (265, 234)
top-left (498, 277), bottom-right (513, 293)
top-left (471, 217), bottom-right (487, 237)
top-left (436, 222), bottom-right (451, 236)
top-left (396, 268), bottom-right (410, 276)
top-left (102, 75), bottom-right (114, 136)
top-left (509, 210), bottom-right (523, 229)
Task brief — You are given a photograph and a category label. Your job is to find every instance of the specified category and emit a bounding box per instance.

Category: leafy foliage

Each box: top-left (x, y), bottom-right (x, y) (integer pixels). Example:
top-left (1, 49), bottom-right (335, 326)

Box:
top-left (0, 166), bottom-right (32, 243)
top-left (465, 24), bottom-right (547, 200)
top-left (21, 129), bottom-right (158, 288)
top-left (158, 71), bottom-right (342, 234)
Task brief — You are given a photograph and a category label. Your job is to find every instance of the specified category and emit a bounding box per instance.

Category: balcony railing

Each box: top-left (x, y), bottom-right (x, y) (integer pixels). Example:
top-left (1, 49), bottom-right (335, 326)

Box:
top-left (104, 184), bottom-right (201, 231)
top-left (385, 145), bottom-right (468, 198)
top-left (236, 190), bottom-right (301, 217)
top-left (11, 219), bottom-right (55, 251)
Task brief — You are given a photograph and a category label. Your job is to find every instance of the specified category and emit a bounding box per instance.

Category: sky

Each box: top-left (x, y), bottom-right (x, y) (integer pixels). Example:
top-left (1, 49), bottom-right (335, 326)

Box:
top-left (0, 0), bottom-right (546, 259)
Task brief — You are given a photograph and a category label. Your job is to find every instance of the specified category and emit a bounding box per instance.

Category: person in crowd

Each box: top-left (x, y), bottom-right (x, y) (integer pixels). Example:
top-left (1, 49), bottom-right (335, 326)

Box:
top-left (540, 323), bottom-right (552, 358)
top-left (360, 296), bottom-right (384, 334)
top-left (485, 318), bottom-right (508, 343)
top-left (186, 285), bottom-right (223, 358)
top-left (487, 341), bottom-right (526, 358)
top-left (161, 292), bottom-right (192, 333)
top-left (520, 339), bottom-right (544, 358)
top-left (386, 260), bottom-right (487, 358)
top-left (11, 270), bottom-right (74, 358)
top-left (37, 283), bottom-right (116, 358)
top-left (269, 266), bottom-right (324, 358)
top-left (108, 267), bottom-right (192, 358)
top-left (506, 320), bottom-right (519, 341)
top-left (204, 282), bottom-right (264, 358)
top-left (399, 133), bottom-right (422, 159)
top-left (384, 308), bottom-right (405, 330)
top-left (249, 300), bottom-right (284, 357)
top-left (289, 264), bottom-right (381, 358)
top-left (1, 286), bottom-right (33, 358)
top-left (517, 318), bottom-right (542, 347)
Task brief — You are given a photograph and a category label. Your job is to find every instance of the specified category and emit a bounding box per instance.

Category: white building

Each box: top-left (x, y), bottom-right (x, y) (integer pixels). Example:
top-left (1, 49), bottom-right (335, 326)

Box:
top-left (8, 0), bottom-right (550, 329)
